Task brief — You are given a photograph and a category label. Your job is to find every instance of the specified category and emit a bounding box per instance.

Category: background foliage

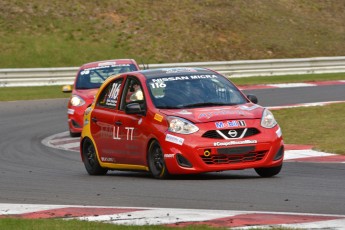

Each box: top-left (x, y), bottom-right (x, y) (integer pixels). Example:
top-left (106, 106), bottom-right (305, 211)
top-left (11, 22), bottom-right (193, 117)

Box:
top-left (1, 0), bottom-right (345, 67)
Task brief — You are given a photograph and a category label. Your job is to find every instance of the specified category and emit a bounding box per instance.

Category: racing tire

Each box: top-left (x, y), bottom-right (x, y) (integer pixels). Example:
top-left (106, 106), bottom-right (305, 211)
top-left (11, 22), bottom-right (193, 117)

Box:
top-left (82, 138), bottom-right (108, 175)
top-left (148, 140), bottom-right (170, 179)
top-left (255, 164), bottom-right (282, 178)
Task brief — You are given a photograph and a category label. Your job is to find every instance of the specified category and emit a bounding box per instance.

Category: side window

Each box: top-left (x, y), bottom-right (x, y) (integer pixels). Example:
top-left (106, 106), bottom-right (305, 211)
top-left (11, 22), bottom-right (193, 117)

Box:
top-left (97, 78), bottom-right (123, 109)
top-left (120, 77), bottom-right (145, 110)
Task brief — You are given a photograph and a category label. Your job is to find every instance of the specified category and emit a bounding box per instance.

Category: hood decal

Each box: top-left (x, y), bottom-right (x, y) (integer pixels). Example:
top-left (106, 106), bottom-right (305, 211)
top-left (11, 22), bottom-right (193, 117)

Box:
top-left (198, 109), bottom-right (247, 120)
top-left (160, 104), bottom-right (263, 123)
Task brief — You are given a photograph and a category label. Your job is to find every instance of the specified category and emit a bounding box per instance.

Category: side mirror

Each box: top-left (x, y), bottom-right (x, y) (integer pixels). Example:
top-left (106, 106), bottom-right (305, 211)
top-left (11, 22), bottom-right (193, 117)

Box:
top-left (247, 94), bottom-right (258, 104)
top-left (125, 102), bottom-right (146, 115)
top-left (62, 85), bottom-right (72, 93)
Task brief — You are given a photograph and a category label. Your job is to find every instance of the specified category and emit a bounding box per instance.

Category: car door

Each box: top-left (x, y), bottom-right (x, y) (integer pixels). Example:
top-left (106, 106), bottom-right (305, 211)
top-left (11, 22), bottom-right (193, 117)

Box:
top-left (90, 77), bottom-right (123, 164)
top-left (114, 76), bottom-right (148, 166)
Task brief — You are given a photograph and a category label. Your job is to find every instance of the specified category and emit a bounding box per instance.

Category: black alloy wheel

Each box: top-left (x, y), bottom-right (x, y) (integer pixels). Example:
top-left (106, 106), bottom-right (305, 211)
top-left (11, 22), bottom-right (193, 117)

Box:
top-left (148, 140), bottom-right (169, 179)
top-left (82, 138), bottom-right (108, 175)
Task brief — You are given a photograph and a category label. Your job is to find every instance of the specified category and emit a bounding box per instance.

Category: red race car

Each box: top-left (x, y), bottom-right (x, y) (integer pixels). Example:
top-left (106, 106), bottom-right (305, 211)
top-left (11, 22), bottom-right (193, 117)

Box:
top-left (63, 59), bottom-right (140, 137)
top-left (81, 68), bottom-right (284, 178)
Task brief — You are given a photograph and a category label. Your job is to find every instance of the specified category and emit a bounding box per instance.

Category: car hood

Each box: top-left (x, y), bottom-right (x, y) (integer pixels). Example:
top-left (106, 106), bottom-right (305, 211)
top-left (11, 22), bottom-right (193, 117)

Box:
top-left (73, 88), bottom-right (99, 100)
top-left (159, 104), bottom-right (264, 123)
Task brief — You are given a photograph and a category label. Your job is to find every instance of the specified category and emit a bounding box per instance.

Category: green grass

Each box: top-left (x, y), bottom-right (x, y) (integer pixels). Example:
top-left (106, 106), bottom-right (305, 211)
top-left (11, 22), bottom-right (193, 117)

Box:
top-left (0, 86), bottom-right (70, 101)
top-left (231, 72), bottom-right (345, 86)
top-left (1, 1), bottom-right (345, 67)
top-left (0, 218), bottom-right (226, 230)
top-left (273, 103), bottom-right (345, 155)
top-left (0, 218), bottom-right (298, 230)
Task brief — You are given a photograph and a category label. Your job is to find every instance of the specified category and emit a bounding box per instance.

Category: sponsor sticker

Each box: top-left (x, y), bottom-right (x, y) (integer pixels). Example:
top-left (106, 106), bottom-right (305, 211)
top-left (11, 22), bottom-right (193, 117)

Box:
top-left (215, 120), bottom-right (246, 128)
top-left (154, 113), bottom-right (164, 122)
top-left (67, 109), bottom-right (75, 115)
top-left (165, 134), bottom-right (184, 145)
top-left (98, 61), bottom-right (116, 66)
top-left (151, 74), bottom-right (218, 83)
top-left (198, 109), bottom-right (246, 119)
top-left (164, 68), bottom-right (198, 73)
top-left (101, 157), bottom-right (116, 162)
top-left (213, 140), bottom-right (257, 147)
top-left (164, 154), bottom-right (175, 158)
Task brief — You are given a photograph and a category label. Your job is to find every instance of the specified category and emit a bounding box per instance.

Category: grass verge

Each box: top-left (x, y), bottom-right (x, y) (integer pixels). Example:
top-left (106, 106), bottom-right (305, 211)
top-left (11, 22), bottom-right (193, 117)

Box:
top-left (273, 103), bottom-right (345, 154)
top-left (0, 218), bottom-right (227, 230)
top-left (0, 218), bottom-right (298, 230)
top-left (230, 72), bottom-right (345, 85)
top-left (0, 85), bottom-right (70, 101)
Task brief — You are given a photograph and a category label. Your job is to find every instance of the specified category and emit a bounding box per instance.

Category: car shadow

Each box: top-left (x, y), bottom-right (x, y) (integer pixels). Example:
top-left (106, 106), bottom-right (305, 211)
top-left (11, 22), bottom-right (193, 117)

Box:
top-left (105, 170), bottom-right (261, 180)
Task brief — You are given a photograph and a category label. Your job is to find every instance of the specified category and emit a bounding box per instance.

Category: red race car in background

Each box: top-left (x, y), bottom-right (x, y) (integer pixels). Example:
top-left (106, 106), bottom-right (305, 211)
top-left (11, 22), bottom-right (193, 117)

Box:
top-left (81, 68), bottom-right (284, 178)
top-left (63, 59), bottom-right (140, 137)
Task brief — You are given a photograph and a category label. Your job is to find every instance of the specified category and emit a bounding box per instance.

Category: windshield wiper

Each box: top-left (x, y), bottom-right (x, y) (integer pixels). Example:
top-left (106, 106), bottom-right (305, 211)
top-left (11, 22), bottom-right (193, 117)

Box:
top-left (182, 102), bottom-right (236, 108)
top-left (156, 105), bottom-right (180, 109)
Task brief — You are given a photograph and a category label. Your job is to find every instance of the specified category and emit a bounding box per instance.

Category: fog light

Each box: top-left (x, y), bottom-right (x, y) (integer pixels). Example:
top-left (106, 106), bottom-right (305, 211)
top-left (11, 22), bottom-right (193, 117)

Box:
top-left (71, 119), bottom-right (81, 128)
top-left (176, 154), bottom-right (192, 168)
top-left (204, 149), bottom-right (211, 157)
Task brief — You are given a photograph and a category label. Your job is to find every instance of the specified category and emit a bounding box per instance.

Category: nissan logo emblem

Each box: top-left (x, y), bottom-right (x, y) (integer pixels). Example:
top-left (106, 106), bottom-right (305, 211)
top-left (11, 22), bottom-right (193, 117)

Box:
top-left (228, 130), bottom-right (238, 138)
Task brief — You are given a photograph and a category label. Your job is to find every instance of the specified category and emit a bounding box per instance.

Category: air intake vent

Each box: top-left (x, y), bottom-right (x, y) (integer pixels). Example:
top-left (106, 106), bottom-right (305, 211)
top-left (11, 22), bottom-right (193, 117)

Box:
top-left (202, 128), bottom-right (260, 139)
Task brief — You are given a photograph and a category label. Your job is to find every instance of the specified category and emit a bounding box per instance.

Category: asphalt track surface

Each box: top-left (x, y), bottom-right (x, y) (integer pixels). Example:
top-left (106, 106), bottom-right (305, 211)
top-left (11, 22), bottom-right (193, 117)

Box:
top-left (0, 85), bottom-right (344, 215)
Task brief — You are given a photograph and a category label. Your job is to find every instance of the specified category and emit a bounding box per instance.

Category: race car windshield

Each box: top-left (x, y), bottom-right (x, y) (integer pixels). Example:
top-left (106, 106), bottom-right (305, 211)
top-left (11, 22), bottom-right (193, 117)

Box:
top-left (76, 64), bottom-right (137, 89)
top-left (147, 74), bottom-right (247, 109)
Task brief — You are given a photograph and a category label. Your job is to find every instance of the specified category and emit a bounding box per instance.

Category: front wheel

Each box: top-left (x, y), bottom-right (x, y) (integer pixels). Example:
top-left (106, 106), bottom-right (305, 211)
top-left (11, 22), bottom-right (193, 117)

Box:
top-left (147, 140), bottom-right (170, 179)
top-left (82, 138), bottom-right (108, 175)
top-left (255, 164), bottom-right (282, 178)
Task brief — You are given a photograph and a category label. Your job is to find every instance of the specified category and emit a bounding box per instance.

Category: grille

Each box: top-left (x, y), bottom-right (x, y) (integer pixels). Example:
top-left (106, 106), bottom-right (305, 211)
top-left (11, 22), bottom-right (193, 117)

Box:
top-left (202, 128), bottom-right (260, 139)
top-left (201, 151), bottom-right (266, 165)
top-left (217, 146), bottom-right (255, 154)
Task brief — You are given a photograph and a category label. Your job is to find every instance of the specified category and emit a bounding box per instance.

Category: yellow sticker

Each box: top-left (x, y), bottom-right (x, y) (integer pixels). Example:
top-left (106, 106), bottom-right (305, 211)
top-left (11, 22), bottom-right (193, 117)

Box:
top-left (154, 113), bottom-right (163, 122)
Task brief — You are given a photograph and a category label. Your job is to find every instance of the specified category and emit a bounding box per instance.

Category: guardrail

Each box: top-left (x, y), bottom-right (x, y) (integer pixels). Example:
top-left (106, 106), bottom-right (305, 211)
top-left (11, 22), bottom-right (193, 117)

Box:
top-left (1, 56), bottom-right (345, 87)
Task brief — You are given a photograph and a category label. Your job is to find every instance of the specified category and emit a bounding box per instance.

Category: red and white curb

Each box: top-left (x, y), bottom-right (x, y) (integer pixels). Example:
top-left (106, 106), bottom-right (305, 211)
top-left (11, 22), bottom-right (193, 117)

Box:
top-left (42, 132), bottom-right (345, 163)
top-left (1, 204), bottom-right (345, 229)
top-left (268, 100), bottom-right (345, 110)
top-left (238, 80), bottom-right (345, 90)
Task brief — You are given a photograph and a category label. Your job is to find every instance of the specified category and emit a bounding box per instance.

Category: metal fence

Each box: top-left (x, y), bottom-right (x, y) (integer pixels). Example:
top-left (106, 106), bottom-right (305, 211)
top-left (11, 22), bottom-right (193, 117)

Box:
top-left (1, 56), bottom-right (345, 87)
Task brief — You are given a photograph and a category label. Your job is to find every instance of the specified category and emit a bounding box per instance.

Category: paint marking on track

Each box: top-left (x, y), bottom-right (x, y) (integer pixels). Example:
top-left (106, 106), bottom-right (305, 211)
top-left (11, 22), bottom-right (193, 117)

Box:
top-left (1, 204), bottom-right (345, 229)
top-left (238, 80), bottom-right (345, 90)
top-left (268, 100), bottom-right (345, 110)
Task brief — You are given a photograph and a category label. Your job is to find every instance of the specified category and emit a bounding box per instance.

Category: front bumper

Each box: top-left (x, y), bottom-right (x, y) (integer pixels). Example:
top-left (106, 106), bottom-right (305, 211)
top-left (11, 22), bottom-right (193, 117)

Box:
top-left (67, 106), bottom-right (87, 134)
top-left (161, 127), bottom-right (284, 175)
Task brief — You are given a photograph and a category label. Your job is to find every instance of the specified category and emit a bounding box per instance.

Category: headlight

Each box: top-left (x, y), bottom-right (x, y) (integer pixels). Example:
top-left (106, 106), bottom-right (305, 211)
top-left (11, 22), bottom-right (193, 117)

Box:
top-left (261, 109), bottom-right (277, 128)
top-left (70, 95), bottom-right (85, 107)
top-left (167, 116), bottom-right (199, 134)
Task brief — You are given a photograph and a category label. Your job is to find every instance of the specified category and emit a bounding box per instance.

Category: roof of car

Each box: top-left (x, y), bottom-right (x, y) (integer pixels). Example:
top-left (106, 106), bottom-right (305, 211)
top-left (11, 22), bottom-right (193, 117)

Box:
top-left (80, 59), bottom-right (138, 69)
top-left (139, 67), bottom-right (217, 79)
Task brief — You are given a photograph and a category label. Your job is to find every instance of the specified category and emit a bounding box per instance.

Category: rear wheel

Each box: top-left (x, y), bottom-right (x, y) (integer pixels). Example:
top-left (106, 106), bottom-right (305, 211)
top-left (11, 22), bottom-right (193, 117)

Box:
top-left (148, 140), bottom-right (169, 179)
top-left (82, 138), bottom-right (108, 175)
top-left (255, 164), bottom-right (282, 178)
